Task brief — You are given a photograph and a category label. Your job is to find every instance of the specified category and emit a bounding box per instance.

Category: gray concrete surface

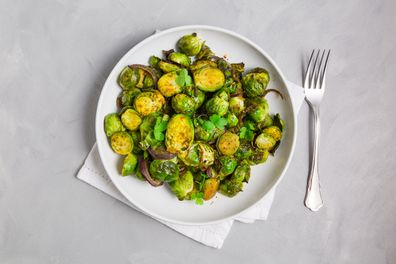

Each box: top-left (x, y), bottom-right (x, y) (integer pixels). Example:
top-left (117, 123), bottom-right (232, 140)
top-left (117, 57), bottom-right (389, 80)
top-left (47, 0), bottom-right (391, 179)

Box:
top-left (1, 0), bottom-right (395, 263)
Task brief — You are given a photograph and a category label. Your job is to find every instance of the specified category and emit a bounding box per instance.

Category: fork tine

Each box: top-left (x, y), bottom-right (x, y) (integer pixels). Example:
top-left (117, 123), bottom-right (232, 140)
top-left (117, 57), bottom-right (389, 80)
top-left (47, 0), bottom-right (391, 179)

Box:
top-left (304, 50), bottom-right (315, 88)
top-left (310, 50), bottom-right (321, 89)
top-left (320, 50), bottom-right (331, 89)
top-left (315, 50), bottom-right (326, 89)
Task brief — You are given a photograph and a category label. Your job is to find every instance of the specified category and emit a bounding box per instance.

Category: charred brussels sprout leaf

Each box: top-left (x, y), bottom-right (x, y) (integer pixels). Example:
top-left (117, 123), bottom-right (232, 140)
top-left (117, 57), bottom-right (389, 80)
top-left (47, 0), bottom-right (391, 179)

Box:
top-left (104, 113), bottom-right (125, 137)
top-left (217, 132), bottom-right (240, 156)
top-left (190, 60), bottom-right (217, 72)
top-left (177, 33), bottom-right (203, 56)
top-left (118, 88), bottom-right (141, 108)
top-left (149, 159), bottom-right (179, 183)
top-left (168, 52), bottom-right (191, 67)
top-left (273, 113), bottom-right (285, 132)
top-left (242, 68), bottom-right (270, 97)
top-left (169, 170), bottom-right (194, 200)
top-left (219, 161), bottom-right (250, 197)
top-left (110, 131), bottom-right (133, 155)
top-left (172, 94), bottom-right (195, 116)
top-left (122, 153), bottom-right (138, 176)
top-left (120, 109), bottom-right (142, 131)
top-left (196, 44), bottom-right (214, 60)
top-left (148, 56), bottom-right (161, 69)
top-left (165, 114), bottom-right (194, 154)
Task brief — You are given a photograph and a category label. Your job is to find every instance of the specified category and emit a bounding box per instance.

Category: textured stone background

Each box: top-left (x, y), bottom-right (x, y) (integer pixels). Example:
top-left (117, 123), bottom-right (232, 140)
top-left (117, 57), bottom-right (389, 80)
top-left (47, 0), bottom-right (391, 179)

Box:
top-left (0, 0), bottom-right (395, 263)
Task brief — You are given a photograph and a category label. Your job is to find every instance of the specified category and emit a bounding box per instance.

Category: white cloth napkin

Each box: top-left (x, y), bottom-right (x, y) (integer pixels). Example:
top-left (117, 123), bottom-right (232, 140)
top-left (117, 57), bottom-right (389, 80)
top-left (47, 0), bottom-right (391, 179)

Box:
top-left (77, 81), bottom-right (305, 249)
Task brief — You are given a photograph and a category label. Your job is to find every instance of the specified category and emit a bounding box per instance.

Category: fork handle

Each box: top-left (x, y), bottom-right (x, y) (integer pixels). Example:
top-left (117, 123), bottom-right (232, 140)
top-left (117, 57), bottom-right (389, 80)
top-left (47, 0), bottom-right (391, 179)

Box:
top-left (304, 106), bottom-right (323, 211)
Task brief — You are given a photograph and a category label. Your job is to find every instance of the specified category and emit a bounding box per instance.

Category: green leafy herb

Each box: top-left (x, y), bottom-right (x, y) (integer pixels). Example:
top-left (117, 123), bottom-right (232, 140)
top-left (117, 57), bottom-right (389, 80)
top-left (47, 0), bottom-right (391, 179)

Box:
top-left (239, 127), bottom-right (254, 140)
top-left (153, 116), bottom-right (168, 141)
top-left (175, 69), bottom-right (193, 87)
top-left (191, 192), bottom-right (204, 205)
top-left (209, 114), bottom-right (228, 130)
top-left (202, 120), bottom-right (216, 132)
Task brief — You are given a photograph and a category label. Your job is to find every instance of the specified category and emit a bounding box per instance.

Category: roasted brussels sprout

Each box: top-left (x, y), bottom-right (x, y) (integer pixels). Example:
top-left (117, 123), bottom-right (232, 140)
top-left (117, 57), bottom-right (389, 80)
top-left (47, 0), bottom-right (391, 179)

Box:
top-left (229, 96), bottom-right (245, 114)
top-left (168, 52), bottom-right (191, 67)
top-left (110, 131), bottom-right (133, 155)
top-left (148, 56), bottom-right (161, 69)
top-left (250, 150), bottom-right (269, 165)
top-left (121, 153), bottom-right (138, 176)
top-left (226, 113), bottom-right (238, 127)
top-left (157, 72), bottom-right (183, 97)
top-left (217, 132), bottom-right (240, 155)
top-left (205, 95), bottom-right (229, 116)
top-left (184, 86), bottom-right (205, 109)
top-left (235, 141), bottom-right (254, 160)
top-left (255, 133), bottom-right (276, 150)
top-left (165, 114), bottom-right (194, 153)
top-left (262, 126), bottom-right (282, 141)
top-left (197, 142), bottom-right (215, 169)
top-left (134, 91), bottom-right (165, 116)
top-left (203, 178), bottom-right (220, 200)
top-left (257, 114), bottom-right (273, 130)
top-left (177, 33), bottom-right (203, 56)
top-left (158, 61), bottom-right (180, 73)
top-left (104, 113), bottom-right (125, 137)
top-left (120, 109), bottom-right (142, 131)
top-left (242, 68), bottom-right (270, 97)
top-left (194, 119), bottom-right (223, 142)
top-left (230, 63), bottom-right (245, 81)
top-left (219, 162), bottom-right (250, 197)
top-left (118, 88), bottom-right (141, 108)
top-left (247, 98), bottom-right (269, 123)
top-left (169, 170), bottom-right (194, 200)
top-left (149, 159), bottom-right (179, 183)
top-left (178, 143), bottom-right (200, 167)
top-left (193, 67), bottom-right (225, 92)
top-left (216, 156), bottom-right (238, 178)
top-left (171, 94), bottom-right (195, 116)
top-left (118, 65), bottom-right (157, 90)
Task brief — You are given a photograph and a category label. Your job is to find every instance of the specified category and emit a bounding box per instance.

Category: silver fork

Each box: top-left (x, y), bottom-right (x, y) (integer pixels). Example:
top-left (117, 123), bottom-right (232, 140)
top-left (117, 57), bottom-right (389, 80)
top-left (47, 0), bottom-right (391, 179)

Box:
top-left (303, 49), bottom-right (330, 211)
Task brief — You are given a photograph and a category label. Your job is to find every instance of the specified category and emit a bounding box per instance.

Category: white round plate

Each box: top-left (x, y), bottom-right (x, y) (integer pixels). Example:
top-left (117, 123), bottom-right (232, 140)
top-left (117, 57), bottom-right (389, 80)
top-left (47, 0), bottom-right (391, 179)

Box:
top-left (96, 25), bottom-right (296, 225)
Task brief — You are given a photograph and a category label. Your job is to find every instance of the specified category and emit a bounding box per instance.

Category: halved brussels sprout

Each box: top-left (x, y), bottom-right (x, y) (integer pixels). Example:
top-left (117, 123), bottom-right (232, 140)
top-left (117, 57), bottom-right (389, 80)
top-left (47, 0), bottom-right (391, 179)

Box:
top-left (165, 114), bottom-right (194, 153)
top-left (226, 113), bottom-right (238, 127)
top-left (250, 150), bottom-right (269, 165)
top-left (171, 94), bottom-right (195, 116)
top-left (247, 98), bottom-right (269, 123)
top-left (169, 170), bottom-right (194, 200)
top-left (203, 178), bottom-right (220, 200)
top-left (257, 114), bottom-right (273, 130)
top-left (194, 121), bottom-right (223, 142)
top-left (159, 61), bottom-right (180, 73)
top-left (157, 72), bottom-right (183, 97)
top-left (242, 68), bottom-right (270, 97)
top-left (110, 131), bottom-right (133, 155)
top-left (184, 86), bottom-right (205, 110)
top-left (134, 91), bottom-right (165, 116)
top-left (118, 65), bottom-right (157, 90)
top-left (178, 143), bottom-right (200, 167)
top-left (262, 126), bottom-right (282, 141)
top-left (121, 153), bottom-right (138, 176)
top-left (197, 142), bottom-right (215, 169)
top-left (120, 109), bottom-right (142, 131)
top-left (235, 141), bottom-right (255, 160)
top-left (216, 132), bottom-right (240, 156)
top-left (219, 161), bottom-right (250, 197)
top-left (255, 133), bottom-right (276, 150)
top-left (149, 159), bottom-right (179, 183)
top-left (168, 52), bottom-right (191, 67)
top-left (217, 156), bottom-right (238, 179)
top-left (205, 95), bottom-right (229, 116)
top-left (104, 113), bottom-right (125, 137)
top-left (117, 88), bottom-right (141, 108)
top-left (229, 96), bottom-right (245, 114)
top-left (194, 67), bottom-right (225, 92)
top-left (177, 33), bottom-right (203, 56)
top-left (190, 60), bottom-right (217, 72)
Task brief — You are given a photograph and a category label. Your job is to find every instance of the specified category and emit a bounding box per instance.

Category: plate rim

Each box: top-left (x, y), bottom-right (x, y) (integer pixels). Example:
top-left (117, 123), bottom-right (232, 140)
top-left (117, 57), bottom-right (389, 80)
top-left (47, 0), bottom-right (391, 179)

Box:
top-left (95, 25), bottom-right (297, 226)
